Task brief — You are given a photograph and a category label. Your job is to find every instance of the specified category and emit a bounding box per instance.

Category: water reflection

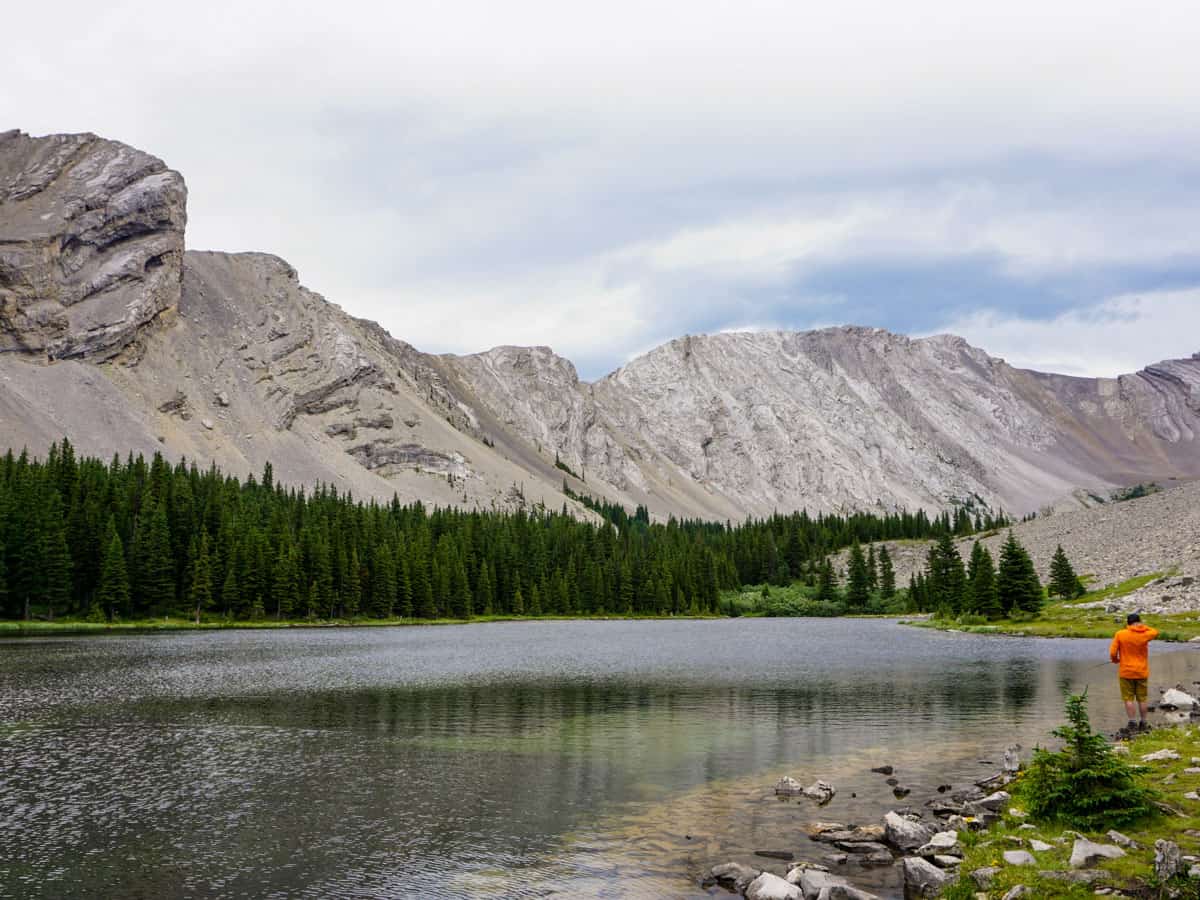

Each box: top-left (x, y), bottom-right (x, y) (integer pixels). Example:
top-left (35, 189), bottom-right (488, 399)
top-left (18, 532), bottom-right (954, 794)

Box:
top-left (1, 619), bottom-right (1196, 899)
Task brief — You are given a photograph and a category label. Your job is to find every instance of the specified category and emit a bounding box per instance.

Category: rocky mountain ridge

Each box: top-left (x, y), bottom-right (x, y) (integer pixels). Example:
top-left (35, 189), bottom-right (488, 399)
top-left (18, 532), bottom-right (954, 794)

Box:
top-left (2, 129), bottom-right (1199, 521)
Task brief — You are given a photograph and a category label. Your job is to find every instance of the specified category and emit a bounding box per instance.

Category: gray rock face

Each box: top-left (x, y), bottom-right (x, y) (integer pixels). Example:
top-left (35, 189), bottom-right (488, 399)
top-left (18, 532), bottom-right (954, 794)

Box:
top-left (447, 328), bottom-right (1200, 519)
top-left (3, 129), bottom-right (1200, 532)
top-left (1155, 839), bottom-right (1182, 881)
top-left (0, 130), bottom-right (186, 360)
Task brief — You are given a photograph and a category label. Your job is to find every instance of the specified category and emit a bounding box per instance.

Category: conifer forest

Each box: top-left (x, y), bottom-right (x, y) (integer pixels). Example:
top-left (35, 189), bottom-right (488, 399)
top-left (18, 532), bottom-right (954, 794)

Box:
top-left (0, 440), bottom-right (1016, 623)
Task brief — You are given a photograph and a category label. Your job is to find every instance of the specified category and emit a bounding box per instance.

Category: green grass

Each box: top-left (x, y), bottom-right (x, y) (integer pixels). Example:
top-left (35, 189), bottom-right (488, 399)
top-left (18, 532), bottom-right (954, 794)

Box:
top-left (945, 725), bottom-right (1200, 898)
top-left (903, 572), bottom-right (1200, 641)
top-left (0, 611), bottom-right (723, 637)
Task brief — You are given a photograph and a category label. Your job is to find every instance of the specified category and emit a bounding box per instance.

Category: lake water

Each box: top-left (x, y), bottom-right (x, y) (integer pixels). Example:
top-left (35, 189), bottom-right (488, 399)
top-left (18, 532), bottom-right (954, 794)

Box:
top-left (2, 619), bottom-right (1197, 899)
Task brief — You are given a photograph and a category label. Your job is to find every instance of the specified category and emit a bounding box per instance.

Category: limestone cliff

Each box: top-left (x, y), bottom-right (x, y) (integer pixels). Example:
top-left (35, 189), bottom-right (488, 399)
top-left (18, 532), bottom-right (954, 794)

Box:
top-left (2, 129), bottom-right (1197, 520)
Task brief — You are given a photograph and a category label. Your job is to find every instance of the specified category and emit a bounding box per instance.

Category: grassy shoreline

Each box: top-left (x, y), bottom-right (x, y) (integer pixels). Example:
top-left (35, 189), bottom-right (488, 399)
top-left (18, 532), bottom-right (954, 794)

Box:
top-left (945, 724), bottom-right (1200, 898)
top-left (903, 572), bottom-right (1200, 641)
top-left (0, 612), bottom-right (725, 637)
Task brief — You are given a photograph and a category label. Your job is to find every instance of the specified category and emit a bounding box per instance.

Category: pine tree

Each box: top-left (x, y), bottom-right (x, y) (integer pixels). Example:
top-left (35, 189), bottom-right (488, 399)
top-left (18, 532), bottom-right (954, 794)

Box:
top-left (846, 542), bottom-right (871, 609)
top-left (878, 545), bottom-right (896, 600)
top-left (866, 545), bottom-right (879, 593)
top-left (41, 492), bottom-right (72, 620)
top-left (1048, 544), bottom-right (1085, 600)
top-left (925, 533), bottom-right (966, 615)
top-left (998, 531), bottom-right (1043, 615)
top-left (96, 526), bottom-right (131, 621)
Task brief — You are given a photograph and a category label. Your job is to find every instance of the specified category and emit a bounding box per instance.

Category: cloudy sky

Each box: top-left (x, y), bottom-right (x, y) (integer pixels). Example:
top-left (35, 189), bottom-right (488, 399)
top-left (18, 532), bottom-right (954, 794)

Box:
top-left (6, 0), bottom-right (1200, 379)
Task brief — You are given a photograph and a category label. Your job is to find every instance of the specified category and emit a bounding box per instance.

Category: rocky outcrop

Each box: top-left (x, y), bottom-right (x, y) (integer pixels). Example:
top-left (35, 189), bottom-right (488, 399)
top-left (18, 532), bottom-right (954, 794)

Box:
top-left (0, 130), bottom-right (186, 360)
top-left (447, 328), bottom-right (1200, 520)
top-left (2, 128), bottom-right (1199, 528)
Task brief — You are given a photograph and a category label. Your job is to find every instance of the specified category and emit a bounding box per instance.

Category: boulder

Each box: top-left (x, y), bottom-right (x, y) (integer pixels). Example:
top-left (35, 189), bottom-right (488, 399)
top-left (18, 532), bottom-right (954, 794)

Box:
top-left (884, 811), bottom-right (935, 852)
top-left (1162, 688), bottom-right (1197, 709)
top-left (1002, 888), bottom-right (1031, 899)
top-left (902, 857), bottom-right (952, 898)
top-left (915, 831), bottom-right (961, 858)
top-left (1069, 837), bottom-right (1126, 868)
top-left (1110, 745), bottom-right (1130, 756)
top-left (1142, 748), bottom-right (1181, 761)
top-left (776, 776), bottom-right (806, 795)
top-left (1003, 850), bottom-right (1036, 866)
top-left (1106, 830), bottom-right (1138, 848)
top-left (1002, 744), bottom-right (1021, 773)
top-left (1155, 839), bottom-right (1183, 881)
top-left (746, 872), bottom-right (803, 900)
top-left (1029, 839), bottom-right (1052, 852)
top-left (970, 866), bottom-right (999, 889)
top-left (792, 867), bottom-right (846, 898)
top-left (803, 780), bottom-right (837, 804)
top-left (976, 790), bottom-right (1011, 811)
top-left (870, 765), bottom-right (894, 775)
top-left (932, 855), bottom-right (961, 869)
top-left (708, 862), bottom-right (760, 892)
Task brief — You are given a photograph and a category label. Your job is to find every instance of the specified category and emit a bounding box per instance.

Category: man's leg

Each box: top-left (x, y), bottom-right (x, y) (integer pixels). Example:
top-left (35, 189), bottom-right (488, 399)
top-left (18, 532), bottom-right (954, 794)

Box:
top-left (1138, 681), bottom-right (1150, 729)
top-left (1120, 679), bottom-right (1139, 732)
top-left (1124, 700), bottom-right (1138, 720)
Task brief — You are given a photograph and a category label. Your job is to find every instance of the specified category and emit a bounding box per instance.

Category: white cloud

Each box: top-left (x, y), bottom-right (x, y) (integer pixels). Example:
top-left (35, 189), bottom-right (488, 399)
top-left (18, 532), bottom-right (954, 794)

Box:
top-left (933, 292), bottom-right (1200, 377)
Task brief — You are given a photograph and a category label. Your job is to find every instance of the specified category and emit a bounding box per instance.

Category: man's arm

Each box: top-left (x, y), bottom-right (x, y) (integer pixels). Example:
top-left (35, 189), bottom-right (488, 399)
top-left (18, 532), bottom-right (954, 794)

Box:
top-left (1110, 634), bottom-right (1121, 663)
top-left (1147, 626), bottom-right (1160, 641)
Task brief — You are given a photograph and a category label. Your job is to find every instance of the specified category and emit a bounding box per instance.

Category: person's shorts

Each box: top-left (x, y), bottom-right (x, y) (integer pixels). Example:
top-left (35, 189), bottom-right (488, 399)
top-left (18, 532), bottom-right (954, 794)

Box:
top-left (1119, 678), bottom-right (1148, 702)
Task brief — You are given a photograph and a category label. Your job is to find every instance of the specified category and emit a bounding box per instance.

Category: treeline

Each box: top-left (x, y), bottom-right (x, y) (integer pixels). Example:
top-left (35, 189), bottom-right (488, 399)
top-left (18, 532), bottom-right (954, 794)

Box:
top-left (907, 532), bottom-right (1086, 619)
top-left (0, 441), bottom-right (1005, 623)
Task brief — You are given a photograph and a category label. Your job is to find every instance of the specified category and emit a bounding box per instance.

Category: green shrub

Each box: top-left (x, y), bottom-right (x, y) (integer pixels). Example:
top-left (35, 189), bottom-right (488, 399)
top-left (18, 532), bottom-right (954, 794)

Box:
top-left (1019, 691), bottom-right (1158, 830)
top-left (957, 613), bottom-right (988, 626)
top-left (1008, 609), bottom-right (1040, 623)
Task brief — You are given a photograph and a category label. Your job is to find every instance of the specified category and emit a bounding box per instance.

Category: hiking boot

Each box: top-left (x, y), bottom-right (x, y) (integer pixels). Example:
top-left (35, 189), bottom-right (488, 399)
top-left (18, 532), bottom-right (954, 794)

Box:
top-left (1139, 721), bottom-right (1151, 732)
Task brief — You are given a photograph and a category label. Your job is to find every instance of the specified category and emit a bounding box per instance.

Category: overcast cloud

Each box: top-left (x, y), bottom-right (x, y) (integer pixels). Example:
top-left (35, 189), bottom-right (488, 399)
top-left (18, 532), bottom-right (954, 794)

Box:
top-left (4, 0), bottom-right (1199, 378)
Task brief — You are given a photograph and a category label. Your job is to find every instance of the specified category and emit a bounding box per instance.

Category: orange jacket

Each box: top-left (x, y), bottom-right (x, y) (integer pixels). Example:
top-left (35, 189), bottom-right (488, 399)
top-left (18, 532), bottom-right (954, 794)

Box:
top-left (1110, 623), bottom-right (1159, 679)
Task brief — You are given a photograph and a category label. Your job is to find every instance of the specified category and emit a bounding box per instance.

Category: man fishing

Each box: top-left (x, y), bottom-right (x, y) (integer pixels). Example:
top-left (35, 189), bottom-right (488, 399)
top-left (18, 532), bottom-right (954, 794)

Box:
top-left (1110, 612), bottom-right (1159, 734)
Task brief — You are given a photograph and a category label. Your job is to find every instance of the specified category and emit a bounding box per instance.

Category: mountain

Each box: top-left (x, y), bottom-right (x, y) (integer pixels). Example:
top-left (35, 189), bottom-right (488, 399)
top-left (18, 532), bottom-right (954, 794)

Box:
top-left (3, 129), bottom-right (1199, 519)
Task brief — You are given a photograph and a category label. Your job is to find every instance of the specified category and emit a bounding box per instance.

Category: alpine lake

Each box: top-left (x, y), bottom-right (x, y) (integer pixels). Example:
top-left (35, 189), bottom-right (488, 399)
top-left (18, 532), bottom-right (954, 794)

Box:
top-left (3, 618), bottom-right (1197, 899)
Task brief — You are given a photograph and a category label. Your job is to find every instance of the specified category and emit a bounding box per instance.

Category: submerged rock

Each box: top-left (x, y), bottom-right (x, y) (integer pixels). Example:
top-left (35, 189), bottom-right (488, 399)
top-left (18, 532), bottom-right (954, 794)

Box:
top-left (775, 776), bottom-right (806, 795)
top-left (707, 862), bottom-right (759, 892)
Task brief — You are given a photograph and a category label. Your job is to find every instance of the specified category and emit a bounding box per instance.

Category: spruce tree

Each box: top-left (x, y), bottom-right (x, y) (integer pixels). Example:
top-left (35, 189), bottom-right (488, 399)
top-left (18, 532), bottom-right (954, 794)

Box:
top-left (222, 567), bottom-right (239, 620)
top-left (878, 545), bottom-right (896, 600)
top-left (96, 527), bottom-right (131, 621)
top-left (926, 533), bottom-right (966, 615)
top-left (845, 542), bottom-right (871, 609)
top-left (816, 557), bottom-right (839, 604)
top-left (866, 545), bottom-right (879, 593)
top-left (41, 492), bottom-right (72, 620)
top-left (965, 540), bottom-right (1001, 619)
top-left (1048, 544), bottom-right (1085, 600)
top-left (189, 530), bottom-right (213, 623)
top-left (998, 531), bottom-right (1043, 615)
top-left (133, 499), bottom-right (175, 615)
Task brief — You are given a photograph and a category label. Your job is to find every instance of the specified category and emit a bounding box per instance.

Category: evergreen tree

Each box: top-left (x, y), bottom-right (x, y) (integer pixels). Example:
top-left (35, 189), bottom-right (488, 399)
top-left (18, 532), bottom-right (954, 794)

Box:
top-left (866, 545), bottom-right (879, 593)
top-left (998, 531), bottom-right (1043, 615)
top-left (878, 545), bottom-right (896, 600)
top-left (845, 542), bottom-right (871, 609)
top-left (189, 530), bottom-right (214, 623)
top-left (1048, 544), bottom-right (1085, 600)
top-left (41, 492), bottom-right (72, 620)
top-left (965, 540), bottom-right (1001, 619)
top-left (221, 567), bottom-right (239, 620)
top-left (96, 526), bottom-right (131, 621)
top-left (816, 557), bottom-right (839, 603)
top-left (132, 498), bottom-right (175, 614)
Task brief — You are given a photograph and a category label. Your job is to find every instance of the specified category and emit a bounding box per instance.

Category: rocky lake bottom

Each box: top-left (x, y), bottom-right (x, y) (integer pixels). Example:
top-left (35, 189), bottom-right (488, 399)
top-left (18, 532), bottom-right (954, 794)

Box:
top-left (3, 618), bottom-right (1199, 898)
